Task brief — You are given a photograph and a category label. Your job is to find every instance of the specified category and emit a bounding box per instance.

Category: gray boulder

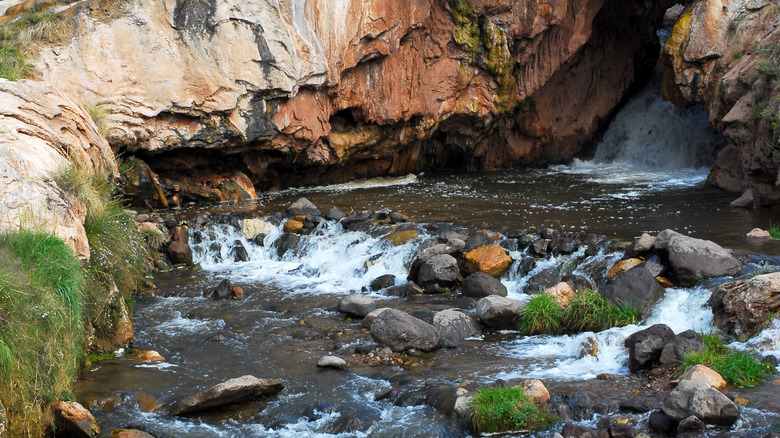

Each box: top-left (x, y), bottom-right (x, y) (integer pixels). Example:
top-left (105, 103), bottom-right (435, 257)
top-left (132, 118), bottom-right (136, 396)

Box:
top-left (708, 272), bottom-right (780, 340)
top-left (524, 267), bottom-right (561, 294)
top-left (370, 309), bottom-right (440, 352)
top-left (461, 272), bottom-right (507, 298)
top-left (287, 197), bottom-right (321, 216)
top-left (665, 232), bottom-right (741, 285)
top-left (370, 274), bottom-right (396, 291)
top-left (634, 232), bottom-right (656, 254)
top-left (317, 356), bottom-right (347, 370)
top-left (433, 310), bottom-right (481, 347)
top-left (601, 267), bottom-right (664, 310)
top-left (337, 294), bottom-right (376, 318)
top-left (326, 206), bottom-right (347, 221)
top-left (476, 296), bottom-right (527, 330)
top-left (362, 308), bottom-right (390, 328)
top-left (416, 254), bottom-right (461, 290)
top-left (208, 279), bottom-right (233, 299)
top-left (659, 330), bottom-right (705, 365)
top-left (625, 324), bottom-right (675, 372)
top-left (465, 232), bottom-right (491, 251)
top-left (660, 377), bottom-right (739, 426)
top-left (171, 375), bottom-right (284, 415)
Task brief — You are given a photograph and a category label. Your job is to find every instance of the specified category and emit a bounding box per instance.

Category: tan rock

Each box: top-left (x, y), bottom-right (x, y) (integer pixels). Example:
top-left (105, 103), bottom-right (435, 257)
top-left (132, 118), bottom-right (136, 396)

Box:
top-left (655, 276), bottom-right (675, 288)
top-left (283, 220), bottom-right (304, 234)
top-left (110, 430), bottom-right (156, 438)
top-left (383, 229), bottom-right (419, 246)
top-left (607, 258), bottom-right (643, 280)
top-left (136, 393), bottom-right (159, 413)
top-left (242, 219), bottom-right (273, 240)
top-left (747, 228), bottom-right (771, 239)
top-left (130, 349), bottom-right (164, 362)
top-left (681, 364), bottom-right (727, 391)
top-left (578, 335), bottom-right (599, 358)
top-left (52, 401), bottom-right (99, 438)
top-left (232, 286), bottom-right (244, 300)
top-left (465, 244), bottom-right (512, 277)
top-left (0, 79), bottom-right (117, 261)
top-left (544, 282), bottom-right (576, 308)
top-left (521, 379), bottom-right (550, 404)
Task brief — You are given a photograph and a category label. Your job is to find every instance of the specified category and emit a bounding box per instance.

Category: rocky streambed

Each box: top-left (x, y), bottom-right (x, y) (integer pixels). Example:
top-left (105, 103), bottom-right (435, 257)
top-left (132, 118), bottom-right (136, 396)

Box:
top-left (72, 192), bottom-right (780, 437)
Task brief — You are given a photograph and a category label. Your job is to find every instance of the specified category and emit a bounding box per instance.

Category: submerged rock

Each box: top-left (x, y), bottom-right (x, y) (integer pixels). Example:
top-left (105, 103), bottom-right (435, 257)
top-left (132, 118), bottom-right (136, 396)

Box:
top-left (369, 309), bottom-right (439, 352)
top-left (170, 376), bottom-right (284, 415)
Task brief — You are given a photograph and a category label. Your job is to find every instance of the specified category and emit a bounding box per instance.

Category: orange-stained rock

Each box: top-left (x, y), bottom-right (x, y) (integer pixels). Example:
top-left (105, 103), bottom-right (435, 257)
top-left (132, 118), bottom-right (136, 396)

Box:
top-left (681, 364), bottom-right (727, 391)
top-left (136, 393), bottom-right (159, 413)
top-left (130, 349), bottom-right (165, 362)
top-left (232, 286), bottom-right (244, 300)
top-left (656, 276), bottom-right (675, 288)
top-left (283, 220), bottom-right (304, 234)
top-left (52, 401), bottom-right (99, 438)
top-left (383, 230), bottom-right (420, 246)
top-left (521, 379), bottom-right (550, 404)
top-left (607, 258), bottom-right (643, 280)
top-left (544, 282), bottom-right (576, 308)
top-left (747, 228), bottom-right (771, 239)
top-left (465, 244), bottom-right (512, 277)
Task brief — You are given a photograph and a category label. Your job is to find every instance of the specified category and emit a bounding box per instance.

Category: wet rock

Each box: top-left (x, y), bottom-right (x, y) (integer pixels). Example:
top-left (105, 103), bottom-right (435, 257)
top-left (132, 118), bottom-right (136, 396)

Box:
top-left (170, 375), bottom-right (284, 415)
top-left (432, 310), bottom-right (480, 347)
top-left (326, 206), bottom-right (347, 221)
top-left (370, 308), bottom-right (439, 352)
top-left (337, 294), bottom-right (376, 318)
top-left (663, 230), bottom-right (741, 285)
top-left (317, 356), bottom-right (347, 370)
top-left (522, 379), bottom-right (550, 404)
top-left (677, 414), bottom-right (705, 433)
top-left (625, 324), bottom-right (675, 372)
top-left (283, 219), bottom-right (304, 234)
top-left (230, 240), bottom-right (249, 262)
top-left (287, 198), bottom-right (321, 217)
top-left (384, 284), bottom-right (406, 297)
top-left (601, 267), bottom-right (664, 310)
top-left (557, 237), bottom-right (579, 255)
top-left (596, 416), bottom-right (636, 438)
top-left (639, 256), bottom-right (665, 278)
top-left (129, 349), bottom-right (164, 362)
top-left (475, 296), bottom-right (527, 330)
top-left (544, 282), bottom-right (576, 307)
top-left (620, 394), bottom-right (664, 413)
top-left (709, 272), bottom-right (780, 340)
top-left (241, 219), bottom-right (273, 240)
top-left (464, 244), bottom-right (512, 277)
top-left (274, 233), bottom-right (301, 258)
top-left (747, 228), bottom-right (771, 239)
top-left (326, 415), bottom-right (365, 433)
top-left (354, 343), bottom-right (379, 354)
top-left (524, 267), bottom-right (562, 294)
top-left (649, 409), bottom-right (675, 433)
top-left (560, 423), bottom-right (608, 438)
top-left (578, 335), bottom-right (599, 358)
top-left (607, 258), bottom-right (643, 280)
top-left (389, 212), bottom-right (408, 223)
top-left (109, 430), bottom-right (156, 438)
top-left (231, 286), bottom-right (244, 299)
top-left (166, 226), bottom-right (192, 265)
top-left (680, 365), bottom-right (726, 391)
top-left (532, 238), bottom-right (550, 257)
top-left (660, 377), bottom-right (739, 426)
top-left (208, 279), bottom-right (233, 299)
top-left (635, 233), bottom-right (656, 254)
top-left (416, 254), bottom-right (461, 291)
top-left (406, 281), bottom-right (424, 296)
top-left (164, 215), bottom-right (178, 229)
top-left (383, 229), bottom-right (419, 246)
top-left (460, 272), bottom-right (507, 298)
top-left (464, 231), bottom-right (492, 251)
top-left (53, 401), bottom-right (99, 438)
top-left (562, 274), bottom-right (592, 293)
top-left (659, 330), bottom-right (705, 365)
top-left (370, 274), bottom-right (396, 291)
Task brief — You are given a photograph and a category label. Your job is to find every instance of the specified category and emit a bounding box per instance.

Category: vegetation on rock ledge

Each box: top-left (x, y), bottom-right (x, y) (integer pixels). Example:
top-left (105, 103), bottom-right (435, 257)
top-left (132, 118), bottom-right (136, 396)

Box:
top-left (468, 386), bottom-right (556, 434)
top-left (680, 333), bottom-right (775, 387)
top-left (518, 290), bottom-right (639, 335)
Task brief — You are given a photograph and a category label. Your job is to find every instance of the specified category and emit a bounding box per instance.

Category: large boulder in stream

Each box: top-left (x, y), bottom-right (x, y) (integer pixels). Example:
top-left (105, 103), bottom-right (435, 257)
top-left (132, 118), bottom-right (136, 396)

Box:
top-left (625, 324), bottom-right (675, 372)
top-left (708, 272), bottom-right (780, 340)
top-left (464, 244), bottom-right (512, 277)
top-left (170, 375), bottom-right (284, 415)
top-left (660, 377), bottom-right (739, 426)
top-left (461, 272), bottom-right (507, 298)
top-left (370, 309), bottom-right (440, 352)
top-left (433, 310), bottom-right (481, 347)
top-left (415, 254), bottom-right (461, 292)
top-left (476, 296), bottom-right (527, 330)
top-left (659, 230), bottom-right (741, 285)
top-left (601, 266), bottom-right (664, 310)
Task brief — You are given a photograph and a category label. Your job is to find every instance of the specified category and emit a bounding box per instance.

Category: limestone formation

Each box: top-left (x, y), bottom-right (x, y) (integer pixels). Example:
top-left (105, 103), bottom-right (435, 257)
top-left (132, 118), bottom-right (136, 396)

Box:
top-left (21, 0), bottom-right (674, 205)
top-left (0, 79), bottom-right (117, 260)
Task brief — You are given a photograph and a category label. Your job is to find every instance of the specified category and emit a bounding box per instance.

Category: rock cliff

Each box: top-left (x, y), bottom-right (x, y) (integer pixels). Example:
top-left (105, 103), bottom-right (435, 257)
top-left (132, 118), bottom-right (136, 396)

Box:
top-left (661, 0), bottom-right (780, 204)
top-left (0, 78), bottom-right (118, 260)
top-left (21, 0), bottom-right (673, 206)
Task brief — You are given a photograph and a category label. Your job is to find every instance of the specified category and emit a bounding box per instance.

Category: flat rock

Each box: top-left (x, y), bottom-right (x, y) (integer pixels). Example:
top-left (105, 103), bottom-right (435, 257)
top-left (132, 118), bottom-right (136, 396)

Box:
top-left (170, 375), bottom-right (284, 415)
top-left (370, 308), bottom-right (439, 352)
top-left (317, 356), bottom-right (347, 370)
top-left (337, 294), bottom-right (376, 318)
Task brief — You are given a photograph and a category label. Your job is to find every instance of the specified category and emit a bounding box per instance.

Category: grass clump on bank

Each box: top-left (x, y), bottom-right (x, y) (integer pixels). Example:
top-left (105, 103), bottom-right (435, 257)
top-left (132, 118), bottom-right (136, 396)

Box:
top-left (0, 5), bottom-right (73, 80)
top-left (768, 220), bottom-right (780, 239)
top-left (469, 386), bottom-right (556, 434)
top-left (0, 231), bottom-right (85, 437)
top-left (680, 333), bottom-right (775, 387)
top-left (518, 290), bottom-right (639, 335)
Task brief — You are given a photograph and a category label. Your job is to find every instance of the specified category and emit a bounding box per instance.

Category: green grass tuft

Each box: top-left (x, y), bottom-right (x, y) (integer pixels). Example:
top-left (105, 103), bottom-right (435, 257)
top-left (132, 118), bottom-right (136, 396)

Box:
top-left (564, 291), bottom-right (639, 333)
top-left (769, 220), bottom-right (780, 239)
top-left (518, 294), bottom-right (563, 335)
top-left (81, 103), bottom-right (109, 138)
top-left (469, 386), bottom-right (556, 434)
top-left (0, 7), bottom-right (73, 80)
top-left (680, 333), bottom-right (774, 387)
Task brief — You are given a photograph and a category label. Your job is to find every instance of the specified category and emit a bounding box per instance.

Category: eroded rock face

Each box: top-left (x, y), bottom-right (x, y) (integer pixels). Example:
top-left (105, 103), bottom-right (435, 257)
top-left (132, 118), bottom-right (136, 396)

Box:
top-left (709, 272), bottom-right (780, 340)
top-left (0, 79), bottom-right (118, 260)
top-left (29, 0), bottom-right (674, 205)
top-left (662, 0), bottom-right (780, 203)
